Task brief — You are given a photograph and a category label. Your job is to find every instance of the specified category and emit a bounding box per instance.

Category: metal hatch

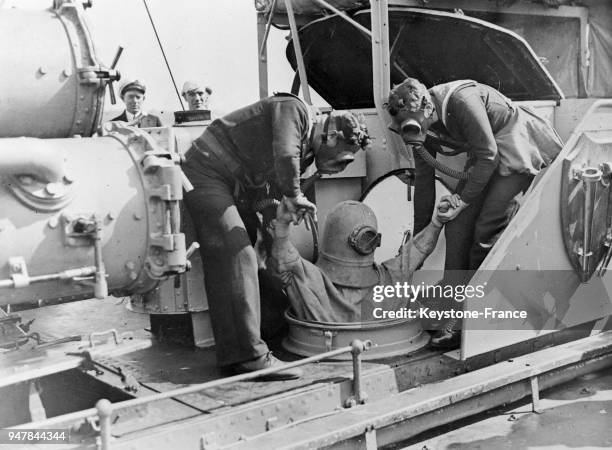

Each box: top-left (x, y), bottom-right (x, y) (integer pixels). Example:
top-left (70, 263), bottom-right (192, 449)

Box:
top-left (286, 7), bottom-right (564, 108)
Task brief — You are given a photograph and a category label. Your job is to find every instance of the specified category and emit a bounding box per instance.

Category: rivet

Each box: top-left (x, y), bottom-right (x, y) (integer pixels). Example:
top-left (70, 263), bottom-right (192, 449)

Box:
top-left (45, 183), bottom-right (63, 197)
top-left (38, 66), bottom-right (48, 75)
top-left (106, 212), bottom-right (115, 221)
top-left (125, 261), bottom-right (135, 270)
top-left (133, 213), bottom-right (142, 220)
top-left (62, 68), bottom-right (72, 77)
top-left (18, 175), bottom-right (34, 186)
top-left (48, 216), bottom-right (59, 228)
top-left (516, 265), bottom-right (521, 270)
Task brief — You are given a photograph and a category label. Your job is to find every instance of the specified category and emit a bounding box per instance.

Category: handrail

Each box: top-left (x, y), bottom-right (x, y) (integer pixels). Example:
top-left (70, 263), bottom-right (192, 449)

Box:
top-left (15, 339), bottom-right (373, 449)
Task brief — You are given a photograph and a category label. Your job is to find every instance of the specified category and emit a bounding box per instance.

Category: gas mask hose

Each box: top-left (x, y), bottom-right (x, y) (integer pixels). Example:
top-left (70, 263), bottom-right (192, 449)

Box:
top-left (413, 144), bottom-right (469, 180)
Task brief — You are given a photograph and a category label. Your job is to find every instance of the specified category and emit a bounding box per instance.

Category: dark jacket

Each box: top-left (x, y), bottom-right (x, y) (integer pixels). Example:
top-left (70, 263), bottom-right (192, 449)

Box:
top-left (429, 82), bottom-right (562, 203)
top-left (188, 94), bottom-right (311, 198)
top-left (111, 111), bottom-right (163, 128)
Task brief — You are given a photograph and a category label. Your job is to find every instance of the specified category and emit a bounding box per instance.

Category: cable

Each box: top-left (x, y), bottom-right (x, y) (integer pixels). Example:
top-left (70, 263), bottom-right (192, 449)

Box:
top-left (142, 0), bottom-right (184, 111)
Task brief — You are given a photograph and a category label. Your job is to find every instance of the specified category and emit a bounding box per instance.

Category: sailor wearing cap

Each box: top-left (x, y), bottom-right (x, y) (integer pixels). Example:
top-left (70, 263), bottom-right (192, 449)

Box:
top-left (181, 81), bottom-right (212, 111)
top-left (111, 79), bottom-right (162, 127)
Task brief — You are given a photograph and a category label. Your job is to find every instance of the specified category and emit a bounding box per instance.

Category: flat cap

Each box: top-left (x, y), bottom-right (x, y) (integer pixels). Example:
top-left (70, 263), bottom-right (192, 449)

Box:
top-left (120, 79), bottom-right (146, 97)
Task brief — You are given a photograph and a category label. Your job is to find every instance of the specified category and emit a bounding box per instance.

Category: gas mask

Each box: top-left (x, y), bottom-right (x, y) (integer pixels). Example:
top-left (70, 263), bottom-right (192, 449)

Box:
top-left (388, 99), bottom-right (433, 146)
top-left (314, 111), bottom-right (371, 175)
top-left (386, 78), bottom-right (434, 146)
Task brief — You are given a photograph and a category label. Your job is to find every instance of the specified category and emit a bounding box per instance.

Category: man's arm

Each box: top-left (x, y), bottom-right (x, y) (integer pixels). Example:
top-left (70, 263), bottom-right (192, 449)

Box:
top-left (448, 87), bottom-right (499, 205)
top-left (408, 214), bottom-right (444, 273)
top-left (269, 98), bottom-right (316, 221)
top-left (266, 198), bottom-right (303, 280)
top-left (270, 98), bottom-right (309, 198)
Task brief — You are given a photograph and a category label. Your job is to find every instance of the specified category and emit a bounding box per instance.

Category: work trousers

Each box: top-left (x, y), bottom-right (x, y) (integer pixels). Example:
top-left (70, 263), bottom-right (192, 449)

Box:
top-left (444, 171), bottom-right (534, 277)
top-left (183, 151), bottom-right (268, 367)
top-left (413, 148), bottom-right (534, 277)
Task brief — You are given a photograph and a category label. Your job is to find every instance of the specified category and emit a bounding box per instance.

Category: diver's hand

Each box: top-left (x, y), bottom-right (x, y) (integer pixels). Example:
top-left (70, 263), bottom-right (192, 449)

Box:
top-left (284, 194), bottom-right (317, 225)
top-left (275, 197), bottom-right (296, 225)
top-left (432, 200), bottom-right (451, 227)
top-left (437, 196), bottom-right (469, 222)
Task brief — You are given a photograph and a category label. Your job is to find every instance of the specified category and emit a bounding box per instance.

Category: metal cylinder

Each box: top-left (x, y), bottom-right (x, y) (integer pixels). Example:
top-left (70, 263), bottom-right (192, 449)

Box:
top-left (0, 125), bottom-right (187, 305)
top-left (0, 1), bottom-right (106, 138)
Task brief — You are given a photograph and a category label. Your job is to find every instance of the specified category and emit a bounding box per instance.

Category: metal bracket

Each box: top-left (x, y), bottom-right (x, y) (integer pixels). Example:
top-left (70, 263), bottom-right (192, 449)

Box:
top-left (324, 330), bottom-right (336, 352)
top-left (265, 416), bottom-right (278, 431)
top-left (8, 256), bottom-right (29, 288)
top-left (62, 213), bottom-right (96, 247)
top-left (200, 432), bottom-right (219, 450)
top-left (530, 375), bottom-right (543, 414)
top-left (364, 425), bottom-right (378, 450)
top-left (88, 329), bottom-right (121, 348)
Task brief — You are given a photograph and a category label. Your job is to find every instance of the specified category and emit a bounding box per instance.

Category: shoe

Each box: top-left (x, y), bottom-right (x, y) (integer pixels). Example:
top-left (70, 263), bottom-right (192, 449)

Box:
top-left (231, 352), bottom-right (302, 381)
top-left (429, 325), bottom-right (461, 349)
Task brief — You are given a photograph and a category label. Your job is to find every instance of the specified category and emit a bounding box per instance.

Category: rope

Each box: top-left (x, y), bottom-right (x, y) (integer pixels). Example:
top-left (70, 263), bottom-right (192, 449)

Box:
top-left (142, 0), bottom-right (184, 111)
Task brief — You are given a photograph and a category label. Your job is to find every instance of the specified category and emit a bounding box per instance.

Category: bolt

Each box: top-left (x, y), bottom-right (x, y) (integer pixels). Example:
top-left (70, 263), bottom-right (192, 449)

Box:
top-left (48, 216), bottom-right (59, 229)
top-left (19, 175), bottom-right (35, 186)
top-left (344, 398), bottom-right (357, 408)
top-left (45, 183), bottom-right (63, 197)
top-left (154, 257), bottom-right (164, 266)
top-left (516, 264), bottom-right (521, 270)
top-left (106, 212), bottom-right (115, 221)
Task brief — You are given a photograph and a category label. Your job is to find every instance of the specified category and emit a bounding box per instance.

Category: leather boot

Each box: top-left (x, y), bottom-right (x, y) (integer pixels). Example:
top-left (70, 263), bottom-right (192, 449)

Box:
top-left (430, 319), bottom-right (461, 349)
top-left (231, 352), bottom-right (303, 381)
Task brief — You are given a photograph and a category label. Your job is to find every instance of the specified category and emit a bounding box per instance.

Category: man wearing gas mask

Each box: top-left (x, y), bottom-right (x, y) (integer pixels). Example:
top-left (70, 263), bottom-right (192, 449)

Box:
top-left (182, 93), bottom-right (370, 380)
top-left (266, 198), bottom-right (451, 323)
top-left (386, 78), bottom-right (563, 348)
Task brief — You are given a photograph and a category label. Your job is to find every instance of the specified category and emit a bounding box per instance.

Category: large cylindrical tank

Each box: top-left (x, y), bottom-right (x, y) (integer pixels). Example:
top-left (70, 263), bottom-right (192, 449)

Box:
top-left (0, 124), bottom-right (187, 305)
top-left (0, 0), bottom-right (110, 138)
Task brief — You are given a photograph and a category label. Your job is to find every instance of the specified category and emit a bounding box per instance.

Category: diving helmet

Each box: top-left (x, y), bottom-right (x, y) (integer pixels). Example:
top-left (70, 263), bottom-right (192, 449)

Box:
top-left (316, 201), bottom-right (382, 288)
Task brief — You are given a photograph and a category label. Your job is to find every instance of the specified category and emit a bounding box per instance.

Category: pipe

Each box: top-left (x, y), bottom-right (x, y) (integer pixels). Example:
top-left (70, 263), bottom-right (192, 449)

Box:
top-left (312, 0), bottom-right (372, 36)
top-left (285, 0), bottom-right (312, 105)
top-left (0, 138), bottom-right (65, 183)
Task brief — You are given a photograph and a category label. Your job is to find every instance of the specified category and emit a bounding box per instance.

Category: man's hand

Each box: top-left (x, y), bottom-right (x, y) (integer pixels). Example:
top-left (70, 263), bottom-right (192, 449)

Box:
top-left (275, 197), bottom-right (296, 225)
top-left (436, 194), bottom-right (469, 223)
top-left (284, 193), bottom-right (317, 225)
